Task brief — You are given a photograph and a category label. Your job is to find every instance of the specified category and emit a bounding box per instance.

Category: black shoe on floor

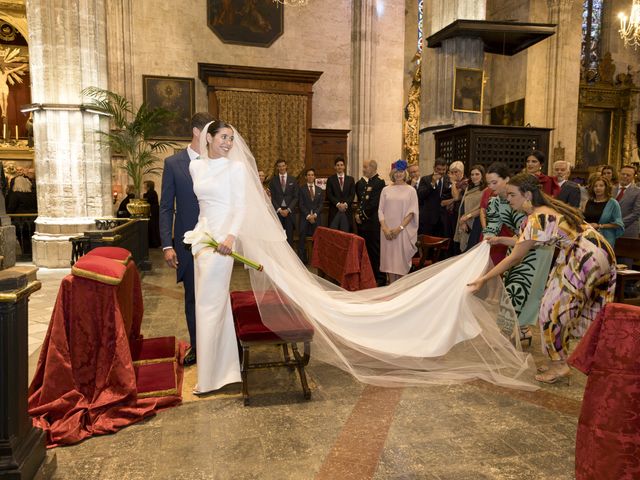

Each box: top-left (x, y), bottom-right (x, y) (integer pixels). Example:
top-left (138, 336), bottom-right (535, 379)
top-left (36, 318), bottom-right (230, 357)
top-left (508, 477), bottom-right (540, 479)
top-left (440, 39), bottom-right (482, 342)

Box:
top-left (183, 348), bottom-right (197, 366)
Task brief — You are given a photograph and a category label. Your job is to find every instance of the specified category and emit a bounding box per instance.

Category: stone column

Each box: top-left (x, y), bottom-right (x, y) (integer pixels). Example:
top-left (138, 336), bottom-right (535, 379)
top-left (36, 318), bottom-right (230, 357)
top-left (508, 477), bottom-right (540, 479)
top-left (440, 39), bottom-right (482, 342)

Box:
top-left (350, 0), bottom-right (405, 177)
top-left (26, 0), bottom-right (112, 268)
top-left (526, 0), bottom-right (582, 169)
top-left (420, 0), bottom-right (486, 172)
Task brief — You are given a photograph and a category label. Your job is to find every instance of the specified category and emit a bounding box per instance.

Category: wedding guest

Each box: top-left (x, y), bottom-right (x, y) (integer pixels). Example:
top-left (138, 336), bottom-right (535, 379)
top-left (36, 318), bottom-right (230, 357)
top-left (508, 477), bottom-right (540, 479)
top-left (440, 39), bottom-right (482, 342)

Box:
top-left (143, 180), bottom-right (161, 248)
top-left (612, 165), bottom-right (640, 267)
top-left (356, 160), bottom-right (386, 286)
top-left (298, 168), bottom-right (324, 263)
top-left (417, 157), bottom-right (450, 236)
top-left (600, 165), bottom-right (618, 188)
top-left (525, 150), bottom-right (559, 196)
top-left (378, 160), bottom-right (418, 284)
top-left (455, 164), bottom-right (485, 252)
top-left (116, 185), bottom-right (135, 218)
top-left (258, 169), bottom-right (271, 199)
top-left (268, 159), bottom-right (299, 245)
top-left (447, 160), bottom-right (468, 253)
top-left (582, 175), bottom-right (624, 248)
top-left (470, 173), bottom-right (616, 385)
top-left (6, 175), bottom-right (37, 213)
top-left (553, 160), bottom-right (581, 208)
top-left (407, 163), bottom-right (421, 189)
top-left (326, 156), bottom-right (356, 232)
top-left (483, 163), bottom-right (554, 346)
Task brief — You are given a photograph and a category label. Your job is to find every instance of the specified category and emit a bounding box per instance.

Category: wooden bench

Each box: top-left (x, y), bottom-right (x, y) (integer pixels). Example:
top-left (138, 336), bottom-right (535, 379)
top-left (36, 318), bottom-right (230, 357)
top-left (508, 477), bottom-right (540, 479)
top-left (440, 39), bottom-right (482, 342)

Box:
top-left (230, 290), bottom-right (314, 406)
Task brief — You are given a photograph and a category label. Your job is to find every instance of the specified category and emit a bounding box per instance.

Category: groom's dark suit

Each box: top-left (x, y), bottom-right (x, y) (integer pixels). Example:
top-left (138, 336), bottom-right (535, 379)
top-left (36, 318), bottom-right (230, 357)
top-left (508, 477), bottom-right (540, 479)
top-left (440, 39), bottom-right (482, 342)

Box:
top-left (160, 148), bottom-right (199, 350)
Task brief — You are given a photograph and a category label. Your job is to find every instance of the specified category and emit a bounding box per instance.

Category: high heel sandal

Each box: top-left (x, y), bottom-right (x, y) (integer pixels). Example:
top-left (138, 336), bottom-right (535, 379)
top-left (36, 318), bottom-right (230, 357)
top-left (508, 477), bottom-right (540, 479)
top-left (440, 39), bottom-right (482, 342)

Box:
top-left (519, 326), bottom-right (533, 348)
top-left (534, 365), bottom-right (572, 385)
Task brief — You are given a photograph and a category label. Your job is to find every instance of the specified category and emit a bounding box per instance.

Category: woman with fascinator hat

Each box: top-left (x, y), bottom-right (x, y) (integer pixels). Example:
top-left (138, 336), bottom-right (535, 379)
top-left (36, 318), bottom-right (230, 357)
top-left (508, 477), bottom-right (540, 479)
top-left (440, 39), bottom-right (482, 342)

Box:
top-left (378, 160), bottom-right (419, 283)
top-left (186, 123), bottom-right (540, 393)
top-left (469, 173), bottom-right (616, 385)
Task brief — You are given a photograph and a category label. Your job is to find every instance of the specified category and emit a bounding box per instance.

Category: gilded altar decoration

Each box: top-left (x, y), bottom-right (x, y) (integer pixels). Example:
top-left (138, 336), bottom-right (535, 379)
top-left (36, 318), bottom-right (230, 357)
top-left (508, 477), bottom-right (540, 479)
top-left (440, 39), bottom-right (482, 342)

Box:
top-left (403, 53), bottom-right (421, 165)
top-left (0, 46), bottom-right (28, 143)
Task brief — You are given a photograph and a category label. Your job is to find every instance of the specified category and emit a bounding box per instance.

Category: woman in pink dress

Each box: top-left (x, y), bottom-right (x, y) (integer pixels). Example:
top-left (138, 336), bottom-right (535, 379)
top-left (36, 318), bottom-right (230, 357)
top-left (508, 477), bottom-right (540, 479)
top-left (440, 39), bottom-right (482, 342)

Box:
top-left (378, 160), bottom-right (419, 284)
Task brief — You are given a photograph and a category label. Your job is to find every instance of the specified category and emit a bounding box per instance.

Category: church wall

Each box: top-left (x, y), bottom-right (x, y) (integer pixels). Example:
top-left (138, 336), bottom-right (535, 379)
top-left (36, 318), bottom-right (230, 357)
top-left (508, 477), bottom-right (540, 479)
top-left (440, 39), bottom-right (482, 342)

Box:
top-left (129, 1), bottom-right (352, 149)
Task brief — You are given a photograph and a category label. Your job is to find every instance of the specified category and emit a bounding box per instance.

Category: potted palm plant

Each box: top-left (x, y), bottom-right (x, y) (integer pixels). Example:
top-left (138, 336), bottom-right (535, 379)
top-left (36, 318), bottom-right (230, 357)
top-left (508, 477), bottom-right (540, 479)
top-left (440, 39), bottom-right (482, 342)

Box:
top-left (82, 86), bottom-right (177, 217)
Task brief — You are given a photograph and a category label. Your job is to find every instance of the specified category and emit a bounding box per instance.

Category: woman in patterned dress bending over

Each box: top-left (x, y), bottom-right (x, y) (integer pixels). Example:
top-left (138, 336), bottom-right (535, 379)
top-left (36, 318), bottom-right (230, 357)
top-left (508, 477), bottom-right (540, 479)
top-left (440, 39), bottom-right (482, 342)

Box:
top-left (469, 173), bottom-right (616, 385)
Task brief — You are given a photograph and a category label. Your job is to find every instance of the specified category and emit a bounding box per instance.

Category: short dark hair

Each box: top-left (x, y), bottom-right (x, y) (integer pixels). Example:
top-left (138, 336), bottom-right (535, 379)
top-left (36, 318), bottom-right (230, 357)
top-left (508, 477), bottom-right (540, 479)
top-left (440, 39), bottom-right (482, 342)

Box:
top-left (487, 162), bottom-right (511, 179)
top-left (305, 168), bottom-right (316, 175)
top-left (434, 157), bottom-right (447, 168)
top-left (334, 156), bottom-right (345, 166)
top-left (144, 180), bottom-right (155, 191)
top-left (191, 112), bottom-right (215, 131)
top-left (620, 164), bottom-right (638, 174)
top-left (276, 159), bottom-right (287, 166)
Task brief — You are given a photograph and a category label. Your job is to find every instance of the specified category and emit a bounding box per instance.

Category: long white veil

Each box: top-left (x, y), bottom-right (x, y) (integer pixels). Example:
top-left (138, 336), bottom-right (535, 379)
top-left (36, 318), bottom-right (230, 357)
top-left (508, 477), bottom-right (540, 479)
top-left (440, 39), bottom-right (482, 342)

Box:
top-left (202, 124), bottom-right (538, 390)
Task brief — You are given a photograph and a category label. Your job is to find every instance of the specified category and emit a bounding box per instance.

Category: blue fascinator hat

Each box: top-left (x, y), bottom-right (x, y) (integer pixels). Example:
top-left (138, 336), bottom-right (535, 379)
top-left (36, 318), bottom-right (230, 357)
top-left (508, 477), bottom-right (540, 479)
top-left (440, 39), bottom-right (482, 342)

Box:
top-left (391, 159), bottom-right (408, 171)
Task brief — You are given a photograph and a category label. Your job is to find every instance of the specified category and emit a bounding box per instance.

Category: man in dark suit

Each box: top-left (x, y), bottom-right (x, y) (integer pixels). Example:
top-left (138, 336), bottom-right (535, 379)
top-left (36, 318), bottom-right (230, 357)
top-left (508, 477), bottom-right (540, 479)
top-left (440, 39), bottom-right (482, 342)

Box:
top-left (326, 156), bottom-right (356, 232)
top-left (417, 157), bottom-right (450, 236)
top-left (553, 160), bottom-right (581, 208)
top-left (614, 165), bottom-right (640, 269)
top-left (297, 168), bottom-right (324, 263)
top-left (356, 160), bottom-right (386, 286)
top-left (269, 159), bottom-right (299, 245)
top-left (408, 163), bottom-right (421, 189)
top-left (159, 112), bottom-right (214, 366)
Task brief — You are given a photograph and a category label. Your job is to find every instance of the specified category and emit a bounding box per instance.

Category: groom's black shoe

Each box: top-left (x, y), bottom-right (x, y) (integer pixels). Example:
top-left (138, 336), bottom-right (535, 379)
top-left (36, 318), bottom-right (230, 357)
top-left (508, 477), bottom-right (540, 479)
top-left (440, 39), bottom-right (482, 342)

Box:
top-left (183, 348), bottom-right (197, 366)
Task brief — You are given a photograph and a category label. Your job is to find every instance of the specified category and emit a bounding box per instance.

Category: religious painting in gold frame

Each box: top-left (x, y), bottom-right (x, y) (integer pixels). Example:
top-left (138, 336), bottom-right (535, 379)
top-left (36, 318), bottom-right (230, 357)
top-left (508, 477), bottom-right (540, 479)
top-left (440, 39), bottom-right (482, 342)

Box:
top-left (580, 109), bottom-right (613, 168)
top-left (142, 75), bottom-right (195, 141)
top-left (452, 67), bottom-right (484, 113)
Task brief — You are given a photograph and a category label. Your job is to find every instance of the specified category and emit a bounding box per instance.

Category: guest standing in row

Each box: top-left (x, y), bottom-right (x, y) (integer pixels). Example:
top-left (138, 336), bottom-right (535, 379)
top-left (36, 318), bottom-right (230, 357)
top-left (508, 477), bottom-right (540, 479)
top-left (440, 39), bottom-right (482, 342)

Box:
top-left (612, 164), bottom-right (640, 267)
top-left (455, 164), bottom-right (485, 252)
top-left (379, 160), bottom-right (418, 284)
top-left (582, 175), bottom-right (624, 248)
top-left (116, 185), bottom-right (135, 218)
top-left (417, 157), bottom-right (450, 236)
top-left (298, 168), bottom-right (324, 263)
top-left (327, 156), bottom-right (356, 232)
top-left (356, 160), bottom-right (386, 286)
top-left (553, 160), bottom-right (581, 208)
top-left (144, 180), bottom-right (161, 248)
top-left (525, 150), bottom-right (559, 197)
top-left (269, 159), bottom-right (299, 246)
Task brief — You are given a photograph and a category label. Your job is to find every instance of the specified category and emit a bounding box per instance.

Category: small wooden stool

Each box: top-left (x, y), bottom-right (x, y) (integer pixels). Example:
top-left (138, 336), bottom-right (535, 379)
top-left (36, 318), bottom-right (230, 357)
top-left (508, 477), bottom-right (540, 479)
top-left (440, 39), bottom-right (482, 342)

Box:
top-left (230, 290), bottom-right (314, 406)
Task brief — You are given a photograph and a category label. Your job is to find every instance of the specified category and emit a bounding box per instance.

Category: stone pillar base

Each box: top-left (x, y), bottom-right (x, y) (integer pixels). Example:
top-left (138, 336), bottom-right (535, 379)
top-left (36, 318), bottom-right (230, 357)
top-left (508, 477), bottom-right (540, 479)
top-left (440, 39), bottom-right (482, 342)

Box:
top-left (32, 217), bottom-right (94, 268)
top-left (0, 225), bottom-right (17, 269)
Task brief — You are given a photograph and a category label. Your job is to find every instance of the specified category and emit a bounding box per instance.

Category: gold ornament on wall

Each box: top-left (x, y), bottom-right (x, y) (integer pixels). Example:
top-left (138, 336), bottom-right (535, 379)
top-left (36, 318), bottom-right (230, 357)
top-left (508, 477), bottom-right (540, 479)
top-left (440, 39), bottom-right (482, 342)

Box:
top-left (404, 52), bottom-right (421, 165)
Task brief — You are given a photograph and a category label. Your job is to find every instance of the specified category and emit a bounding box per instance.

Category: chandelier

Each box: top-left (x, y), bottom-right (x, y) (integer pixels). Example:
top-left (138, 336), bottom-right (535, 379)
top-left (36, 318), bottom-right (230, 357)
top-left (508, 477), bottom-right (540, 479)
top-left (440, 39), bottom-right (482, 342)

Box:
top-left (618, 0), bottom-right (640, 49)
top-left (272, 0), bottom-right (309, 5)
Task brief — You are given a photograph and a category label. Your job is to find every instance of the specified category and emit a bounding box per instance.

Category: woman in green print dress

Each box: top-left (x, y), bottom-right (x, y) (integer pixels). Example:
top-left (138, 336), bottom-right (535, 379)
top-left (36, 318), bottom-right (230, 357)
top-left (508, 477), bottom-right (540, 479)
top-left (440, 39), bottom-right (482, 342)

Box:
top-left (470, 173), bottom-right (616, 384)
top-left (483, 163), bottom-right (554, 345)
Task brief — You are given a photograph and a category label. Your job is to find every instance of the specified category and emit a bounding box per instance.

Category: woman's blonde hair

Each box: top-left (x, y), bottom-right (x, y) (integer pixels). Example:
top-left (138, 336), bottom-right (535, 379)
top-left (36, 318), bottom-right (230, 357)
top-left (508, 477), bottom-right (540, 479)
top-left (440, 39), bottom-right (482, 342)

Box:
top-left (449, 161), bottom-right (464, 175)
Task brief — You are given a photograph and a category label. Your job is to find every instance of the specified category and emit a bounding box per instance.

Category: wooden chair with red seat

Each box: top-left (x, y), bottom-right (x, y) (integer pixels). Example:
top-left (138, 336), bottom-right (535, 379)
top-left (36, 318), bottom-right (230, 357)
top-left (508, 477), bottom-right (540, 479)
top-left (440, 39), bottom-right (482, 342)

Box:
top-left (411, 235), bottom-right (451, 271)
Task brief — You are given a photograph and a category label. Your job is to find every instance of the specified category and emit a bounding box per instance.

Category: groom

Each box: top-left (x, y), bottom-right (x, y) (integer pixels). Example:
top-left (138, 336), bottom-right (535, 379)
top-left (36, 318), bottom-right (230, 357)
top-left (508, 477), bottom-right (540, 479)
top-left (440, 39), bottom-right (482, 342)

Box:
top-left (160, 112), bottom-right (214, 366)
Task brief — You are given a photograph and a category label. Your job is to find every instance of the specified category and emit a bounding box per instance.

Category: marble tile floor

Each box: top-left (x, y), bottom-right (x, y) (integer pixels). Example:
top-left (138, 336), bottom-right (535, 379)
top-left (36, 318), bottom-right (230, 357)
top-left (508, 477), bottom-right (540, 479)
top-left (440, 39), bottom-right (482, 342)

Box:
top-left (24, 250), bottom-right (583, 480)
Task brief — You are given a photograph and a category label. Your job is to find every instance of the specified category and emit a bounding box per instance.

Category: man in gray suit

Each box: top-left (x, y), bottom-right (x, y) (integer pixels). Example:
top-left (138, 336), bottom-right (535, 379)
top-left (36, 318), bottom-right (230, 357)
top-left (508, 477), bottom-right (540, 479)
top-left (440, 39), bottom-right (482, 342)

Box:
top-left (160, 112), bottom-right (214, 366)
top-left (553, 160), bottom-right (581, 208)
top-left (613, 164), bottom-right (640, 267)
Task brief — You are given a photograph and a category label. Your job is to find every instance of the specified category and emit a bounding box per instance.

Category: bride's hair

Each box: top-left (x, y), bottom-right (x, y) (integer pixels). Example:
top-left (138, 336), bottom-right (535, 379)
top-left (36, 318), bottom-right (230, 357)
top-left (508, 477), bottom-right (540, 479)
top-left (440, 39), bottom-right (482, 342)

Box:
top-left (508, 172), bottom-right (584, 231)
top-left (206, 120), bottom-right (233, 138)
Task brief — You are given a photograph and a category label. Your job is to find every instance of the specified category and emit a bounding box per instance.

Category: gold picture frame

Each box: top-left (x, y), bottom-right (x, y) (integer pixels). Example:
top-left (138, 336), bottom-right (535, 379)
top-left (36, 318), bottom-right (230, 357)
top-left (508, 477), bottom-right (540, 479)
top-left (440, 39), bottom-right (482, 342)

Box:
top-left (142, 75), bottom-right (195, 140)
top-left (452, 67), bottom-right (484, 113)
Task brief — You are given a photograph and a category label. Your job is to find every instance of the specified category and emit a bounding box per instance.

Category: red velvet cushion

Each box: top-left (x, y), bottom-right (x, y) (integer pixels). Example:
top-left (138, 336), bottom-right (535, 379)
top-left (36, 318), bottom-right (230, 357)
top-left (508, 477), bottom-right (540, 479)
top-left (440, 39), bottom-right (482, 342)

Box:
top-left (86, 246), bottom-right (132, 265)
top-left (72, 255), bottom-right (127, 285)
top-left (134, 361), bottom-right (177, 398)
top-left (230, 290), bottom-right (314, 342)
top-left (130, 337), bottom-right (177, 363)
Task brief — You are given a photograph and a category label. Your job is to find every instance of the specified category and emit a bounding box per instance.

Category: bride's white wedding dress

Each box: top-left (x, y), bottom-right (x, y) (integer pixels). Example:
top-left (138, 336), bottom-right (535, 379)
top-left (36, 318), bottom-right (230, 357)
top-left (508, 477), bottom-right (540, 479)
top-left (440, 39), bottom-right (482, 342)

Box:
top-left (190, 156), bottom-right (244, 393)
top-left (187, 125), bottom-right (537, 392)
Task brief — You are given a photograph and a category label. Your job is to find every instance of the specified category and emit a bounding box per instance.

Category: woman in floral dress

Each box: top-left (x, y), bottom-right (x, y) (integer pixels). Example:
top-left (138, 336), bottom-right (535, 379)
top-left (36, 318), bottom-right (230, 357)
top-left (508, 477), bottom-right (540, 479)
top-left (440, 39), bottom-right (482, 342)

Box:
top-left (483, 163), bottom-right (554, 345)
top-left (469, 173), bottom-right (616, 384)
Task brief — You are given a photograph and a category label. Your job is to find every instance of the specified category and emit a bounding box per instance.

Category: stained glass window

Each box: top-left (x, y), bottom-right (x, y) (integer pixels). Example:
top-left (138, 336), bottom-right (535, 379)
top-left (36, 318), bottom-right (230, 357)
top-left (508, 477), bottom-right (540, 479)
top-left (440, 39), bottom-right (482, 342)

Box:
top-left (581, 0), bottom-right (604, 71)
top-left (418, 0), bottom-right (424, 52)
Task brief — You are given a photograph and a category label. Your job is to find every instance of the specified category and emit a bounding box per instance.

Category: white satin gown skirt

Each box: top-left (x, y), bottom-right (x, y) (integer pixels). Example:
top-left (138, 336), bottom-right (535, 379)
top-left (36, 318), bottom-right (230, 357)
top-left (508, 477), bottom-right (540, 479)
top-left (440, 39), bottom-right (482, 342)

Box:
top-left (193, 248), bottom-right (241, 393)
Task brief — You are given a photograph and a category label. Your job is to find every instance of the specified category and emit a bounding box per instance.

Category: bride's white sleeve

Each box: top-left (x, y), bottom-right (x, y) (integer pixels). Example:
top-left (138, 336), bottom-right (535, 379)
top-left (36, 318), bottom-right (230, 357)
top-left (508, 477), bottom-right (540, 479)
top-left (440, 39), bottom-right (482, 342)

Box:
top-left (227, 161), bottom-right (246, 237)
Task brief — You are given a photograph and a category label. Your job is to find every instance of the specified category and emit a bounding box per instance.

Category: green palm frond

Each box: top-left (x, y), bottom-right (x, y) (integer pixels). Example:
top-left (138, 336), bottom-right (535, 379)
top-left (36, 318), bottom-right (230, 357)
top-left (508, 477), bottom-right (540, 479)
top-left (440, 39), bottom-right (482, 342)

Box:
top-left (82, 86), bottom-right (179, 197)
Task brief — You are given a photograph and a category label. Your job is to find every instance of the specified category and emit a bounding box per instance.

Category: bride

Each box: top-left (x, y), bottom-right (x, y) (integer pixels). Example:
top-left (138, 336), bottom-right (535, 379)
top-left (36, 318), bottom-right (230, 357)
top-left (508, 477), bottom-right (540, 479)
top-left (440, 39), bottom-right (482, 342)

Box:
top-left (186, 121), bottom-right (537, 394)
